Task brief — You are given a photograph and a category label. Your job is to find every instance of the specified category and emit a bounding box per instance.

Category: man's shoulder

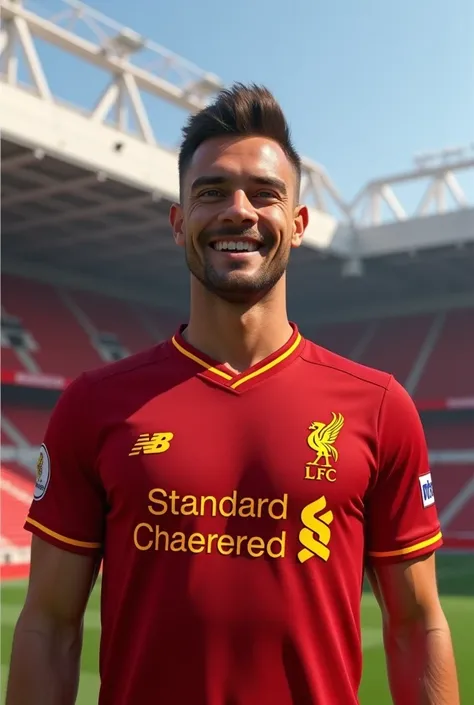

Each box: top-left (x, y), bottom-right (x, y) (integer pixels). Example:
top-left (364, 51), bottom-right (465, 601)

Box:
top-left (82, 342), bottom-right (172, 386)
top-left (64, 342), bottom-right (183, 406)
top-left (301, 338), bottom-right (392, 391)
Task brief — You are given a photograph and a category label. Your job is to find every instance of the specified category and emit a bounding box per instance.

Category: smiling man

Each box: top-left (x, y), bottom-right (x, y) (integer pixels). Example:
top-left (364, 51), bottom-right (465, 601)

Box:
top-left (177, 132), bottom-right (300, 306)
top-left (7, 84), bottom-right (459, 705)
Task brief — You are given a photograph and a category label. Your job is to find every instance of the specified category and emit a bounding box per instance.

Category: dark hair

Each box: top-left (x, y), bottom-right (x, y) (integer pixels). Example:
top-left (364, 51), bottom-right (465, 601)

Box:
top-left (178, 82), bottom-right (301, 195)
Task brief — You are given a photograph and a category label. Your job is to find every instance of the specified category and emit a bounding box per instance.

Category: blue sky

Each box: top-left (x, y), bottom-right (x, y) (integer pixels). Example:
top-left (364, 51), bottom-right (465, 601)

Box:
top-left (32, 0), bottom-right (473, 205)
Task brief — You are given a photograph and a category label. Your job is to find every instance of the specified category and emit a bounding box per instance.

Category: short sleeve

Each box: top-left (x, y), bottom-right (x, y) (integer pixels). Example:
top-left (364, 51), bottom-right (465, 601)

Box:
top-left (24, 374), bottom-right (105, 556)
top-left (366, 376), bottom-right (443, 562)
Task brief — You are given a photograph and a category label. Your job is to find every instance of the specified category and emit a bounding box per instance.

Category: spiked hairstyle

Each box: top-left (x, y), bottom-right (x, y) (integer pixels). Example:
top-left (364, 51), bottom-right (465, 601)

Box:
top-left (178, 83), bottom-right (301, 197)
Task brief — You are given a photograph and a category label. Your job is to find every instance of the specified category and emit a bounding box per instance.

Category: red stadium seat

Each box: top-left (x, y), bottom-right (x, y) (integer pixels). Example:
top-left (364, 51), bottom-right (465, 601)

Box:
top-left (431, 465), bottom-right (474, 548)
top-left (2, 274), bottom-right (103, 377)
top-left (1, 275), bottom-right (181, 377)
top-left (424, 421), bottom-right (474, 449)
top-left (430, 465), bottom-right (474, 510)
top-left (1, 464), bottom-right (34, 549)
top-left (2, 406), bottom-right (51, 445)
top-left (415, 309), bottom-right (474, 398)
top-left (309, 321), bottom-right (369, 359)
top-left (0, 346), bottom-right (26, 373)
top-left (310, 308), bottom-right (474, 403)
top-left (357, 314), bottom-right (435, 384)
top-left (66, 289), bottom-right (158, 355)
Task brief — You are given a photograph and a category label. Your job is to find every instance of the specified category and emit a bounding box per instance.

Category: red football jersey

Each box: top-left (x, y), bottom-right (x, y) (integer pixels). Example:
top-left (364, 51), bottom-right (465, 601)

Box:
top-left (25, 324), bottom-right (442, 705)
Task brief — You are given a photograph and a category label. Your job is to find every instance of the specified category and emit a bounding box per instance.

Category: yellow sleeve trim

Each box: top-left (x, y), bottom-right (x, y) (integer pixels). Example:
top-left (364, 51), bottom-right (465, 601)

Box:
top-left (25, 517), bottom-right (101, 550)
top-left (368, 531), bottom-right (442, 558)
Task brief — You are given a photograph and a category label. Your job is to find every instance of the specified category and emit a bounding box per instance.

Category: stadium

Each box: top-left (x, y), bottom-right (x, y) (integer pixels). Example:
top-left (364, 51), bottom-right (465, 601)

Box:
top-left (1, 1), bottom-right (473, 703)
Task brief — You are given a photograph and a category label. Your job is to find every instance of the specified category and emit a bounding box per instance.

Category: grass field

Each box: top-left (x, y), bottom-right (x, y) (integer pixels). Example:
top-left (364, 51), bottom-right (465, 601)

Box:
top-left (1, 552), bottom-right (473, 704)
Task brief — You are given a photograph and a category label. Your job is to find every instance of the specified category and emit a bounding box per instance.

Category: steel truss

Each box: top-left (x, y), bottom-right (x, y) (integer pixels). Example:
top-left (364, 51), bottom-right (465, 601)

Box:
top-left (349, 157), bottom-right (474, 226)
top-left (0, 0), bottom-right (472, 232)
top-left (0, 0), bottom-right (348, 218)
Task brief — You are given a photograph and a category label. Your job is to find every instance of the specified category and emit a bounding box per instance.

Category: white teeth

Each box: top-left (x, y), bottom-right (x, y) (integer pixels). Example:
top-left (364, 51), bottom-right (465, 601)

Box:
top-left (213, 241), bottom-right (258, 252)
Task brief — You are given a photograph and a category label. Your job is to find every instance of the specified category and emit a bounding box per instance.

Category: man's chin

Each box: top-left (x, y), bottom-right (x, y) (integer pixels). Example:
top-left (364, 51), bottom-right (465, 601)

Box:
top-left (203, 277), bottom-right (266, 304)
top-left (187, 252), bottom-right (287, 304)
top-left (197, 267), bottom-right (285, 304)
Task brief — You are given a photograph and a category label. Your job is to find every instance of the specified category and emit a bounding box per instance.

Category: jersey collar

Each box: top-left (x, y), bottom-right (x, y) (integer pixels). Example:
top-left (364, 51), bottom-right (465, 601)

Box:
top-left (171, 323), bottom-right (305, 392)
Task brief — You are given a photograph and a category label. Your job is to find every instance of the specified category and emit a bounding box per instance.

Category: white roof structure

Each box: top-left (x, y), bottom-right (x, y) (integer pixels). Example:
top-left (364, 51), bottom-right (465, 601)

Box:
top-left (1, 0), bottom-right (473, 325)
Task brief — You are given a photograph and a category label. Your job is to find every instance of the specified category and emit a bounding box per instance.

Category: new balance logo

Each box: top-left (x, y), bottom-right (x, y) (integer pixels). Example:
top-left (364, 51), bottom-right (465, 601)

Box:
top-left (129, 433), bottom-right (174, 456)
top-left (298, 496), bottom-right (333, 564)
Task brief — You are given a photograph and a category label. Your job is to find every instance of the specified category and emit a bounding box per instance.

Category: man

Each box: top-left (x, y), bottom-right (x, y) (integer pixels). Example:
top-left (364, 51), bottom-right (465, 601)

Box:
top-left (7, 84), bottom-right (459, 705)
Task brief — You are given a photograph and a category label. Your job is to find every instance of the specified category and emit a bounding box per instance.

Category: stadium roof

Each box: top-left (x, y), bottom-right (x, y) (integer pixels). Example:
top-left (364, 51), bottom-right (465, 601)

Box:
top-left (1, 0), bottom-right (474, 329)
top-left (3, 138), bottom-right (474, 329)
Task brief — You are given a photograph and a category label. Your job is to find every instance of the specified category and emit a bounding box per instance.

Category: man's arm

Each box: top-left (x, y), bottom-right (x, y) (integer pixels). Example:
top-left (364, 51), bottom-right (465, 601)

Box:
top-left (6, 536), bottom-right (100, 705)
top-left (365, 377), bottom-right (458, 703)
top-left (367, 553), bottom-right (459, 705)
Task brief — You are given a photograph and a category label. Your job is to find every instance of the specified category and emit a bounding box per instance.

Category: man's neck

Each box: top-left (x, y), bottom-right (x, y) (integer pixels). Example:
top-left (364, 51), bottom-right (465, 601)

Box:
top-left (184, 279), bottom-right (293, 374)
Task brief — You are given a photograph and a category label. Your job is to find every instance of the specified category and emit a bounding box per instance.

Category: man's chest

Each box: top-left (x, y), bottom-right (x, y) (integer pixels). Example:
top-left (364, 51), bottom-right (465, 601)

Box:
top-left (96, 381), bottom-right (378, 519)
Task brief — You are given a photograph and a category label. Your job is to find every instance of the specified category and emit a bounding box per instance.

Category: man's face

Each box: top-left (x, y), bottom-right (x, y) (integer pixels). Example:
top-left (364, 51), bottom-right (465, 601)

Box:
top-left (170, 136), bottom-right (308, 304)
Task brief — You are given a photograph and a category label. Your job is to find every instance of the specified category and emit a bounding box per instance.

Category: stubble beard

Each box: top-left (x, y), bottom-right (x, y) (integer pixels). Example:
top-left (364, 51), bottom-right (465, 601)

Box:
top-left (185, 245), bottom-right (290, 305)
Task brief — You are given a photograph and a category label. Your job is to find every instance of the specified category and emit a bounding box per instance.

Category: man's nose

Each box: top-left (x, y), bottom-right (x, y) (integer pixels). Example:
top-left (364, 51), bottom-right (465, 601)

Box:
top-left (217, 190), bottom-right (258, 225)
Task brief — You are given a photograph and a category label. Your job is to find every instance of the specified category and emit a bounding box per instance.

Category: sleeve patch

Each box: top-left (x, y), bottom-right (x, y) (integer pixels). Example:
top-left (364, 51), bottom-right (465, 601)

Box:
top-left (33, 444), bottom-right (51, 501)
top-left (419, 472), bottom-right (435, 508)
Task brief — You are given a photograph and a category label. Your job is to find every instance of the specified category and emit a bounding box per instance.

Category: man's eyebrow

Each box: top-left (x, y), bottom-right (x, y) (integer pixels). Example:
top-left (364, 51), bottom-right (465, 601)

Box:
top-left (190, 175), bottom-right (227, 191)
top-left (252, 176), bottom-right (287, 196)
top-left (190, 175), bottom-right (288, 196)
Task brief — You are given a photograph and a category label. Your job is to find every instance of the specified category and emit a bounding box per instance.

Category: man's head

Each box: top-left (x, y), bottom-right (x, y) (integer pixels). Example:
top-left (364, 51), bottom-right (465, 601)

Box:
top-left (170, 83), bottom-right (309, 304)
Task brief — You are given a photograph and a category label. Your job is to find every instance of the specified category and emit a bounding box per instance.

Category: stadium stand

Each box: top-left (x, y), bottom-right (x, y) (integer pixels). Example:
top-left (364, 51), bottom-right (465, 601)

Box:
top-left (312, 315), bottom-right (435, 382)
top-left (66, 289), bottom-right (158, 356)
top-left (1, 274), bottom-right (180, 378)
top-left (2, 274), bottom-right (473, 397)
top-left (312, 308), bottom-right (474, 400)
top-left (0, 464), bottom-right (34, 567)
top-left (414, 309), bottom-right (474, 398)
top-left (2, 273), bottom-right (473, 568)
top-left (0, 275), bottom-right (184, 574)
top-left (2, 274), bottom-right (104, 376)
top-left (0, 346), bottom-right (23, 374)
top-left (352, 314), bottom-right (435, 386)
top-left (428, 464), bottom-right (474, 548)
top-left (1, 405), bottom-right (51, 445)
top-left (424, 420), bottom-right (474, 449)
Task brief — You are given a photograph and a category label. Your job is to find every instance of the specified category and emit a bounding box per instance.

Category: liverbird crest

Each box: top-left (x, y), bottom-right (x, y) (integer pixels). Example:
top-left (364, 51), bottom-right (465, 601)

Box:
top-left (306, 413), bottom-right (345, 468)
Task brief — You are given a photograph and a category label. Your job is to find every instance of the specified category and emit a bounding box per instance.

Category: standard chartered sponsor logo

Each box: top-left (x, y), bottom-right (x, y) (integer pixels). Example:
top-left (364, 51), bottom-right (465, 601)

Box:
top-left (297, 496), bottom-right (333, 563)
top-left (134, 489), bottom-right (334, 564)
top-left (133, 488), bottom-right (287, 559)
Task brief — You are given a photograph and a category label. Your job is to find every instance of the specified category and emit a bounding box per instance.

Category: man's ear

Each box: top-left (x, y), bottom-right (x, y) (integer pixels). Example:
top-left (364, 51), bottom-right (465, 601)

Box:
top-left (169, 203), bottom-right (185, 247)
top-left (291, 205), bottom-right (309, 248)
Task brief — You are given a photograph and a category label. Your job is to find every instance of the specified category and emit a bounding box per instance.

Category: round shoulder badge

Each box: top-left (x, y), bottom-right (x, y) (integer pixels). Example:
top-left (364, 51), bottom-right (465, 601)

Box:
top-left (34, 444), bottom-right (51, 501)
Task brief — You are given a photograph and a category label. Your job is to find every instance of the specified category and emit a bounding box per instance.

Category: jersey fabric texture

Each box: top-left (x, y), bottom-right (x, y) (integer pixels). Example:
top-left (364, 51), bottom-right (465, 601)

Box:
top-left (25, 323), bottom-right (443, 705)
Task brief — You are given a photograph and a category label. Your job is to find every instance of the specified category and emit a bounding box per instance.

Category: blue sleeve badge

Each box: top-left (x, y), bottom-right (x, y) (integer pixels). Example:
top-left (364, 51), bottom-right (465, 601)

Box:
top-left (419, 472), bottom-right (435, 508)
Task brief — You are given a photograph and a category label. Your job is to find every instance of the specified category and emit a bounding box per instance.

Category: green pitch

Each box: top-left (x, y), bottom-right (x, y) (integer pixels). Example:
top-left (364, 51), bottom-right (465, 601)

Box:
top-left (1, 552), bottom-right (473, 704)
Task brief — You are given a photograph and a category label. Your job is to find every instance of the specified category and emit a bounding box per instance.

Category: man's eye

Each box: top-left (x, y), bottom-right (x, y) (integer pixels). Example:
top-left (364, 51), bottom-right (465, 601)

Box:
top-left (200, 189), bottom-right (223, 198)
top-left (255, 191), bottom-right (276, 199)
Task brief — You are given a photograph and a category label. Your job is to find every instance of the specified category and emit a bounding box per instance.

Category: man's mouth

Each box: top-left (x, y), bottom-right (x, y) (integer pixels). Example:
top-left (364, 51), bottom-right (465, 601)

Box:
top-left (208, 238), bottom-right (263, 253)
